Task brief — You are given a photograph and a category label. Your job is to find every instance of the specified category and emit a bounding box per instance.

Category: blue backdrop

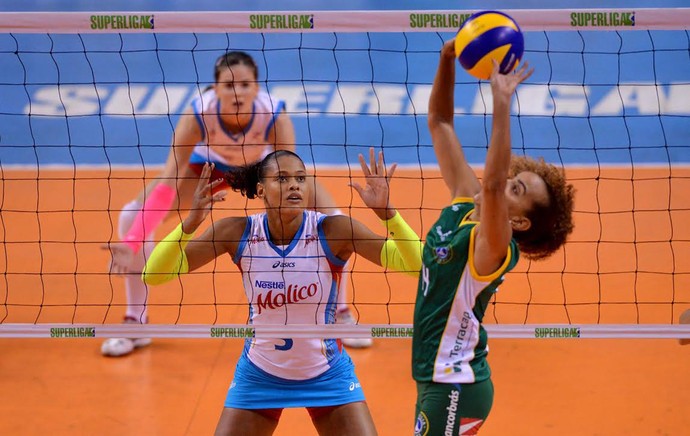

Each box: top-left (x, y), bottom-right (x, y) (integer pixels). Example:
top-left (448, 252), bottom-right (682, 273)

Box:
top-left (0, 1), bottom-right (688, 167)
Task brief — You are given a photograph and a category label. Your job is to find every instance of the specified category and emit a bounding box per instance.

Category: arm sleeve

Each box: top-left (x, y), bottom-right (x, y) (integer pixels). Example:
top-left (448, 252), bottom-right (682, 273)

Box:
top-left (122, 183), bottom-right (176, 253)
top-left (141, 223), bottom-right (195, 286)
top-left (379, 212), bottom-right (423, 277)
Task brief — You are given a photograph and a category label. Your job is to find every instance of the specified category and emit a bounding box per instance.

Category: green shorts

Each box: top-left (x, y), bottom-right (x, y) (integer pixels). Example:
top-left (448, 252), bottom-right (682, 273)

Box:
top-left (414, 378), bottom-right (493, 436)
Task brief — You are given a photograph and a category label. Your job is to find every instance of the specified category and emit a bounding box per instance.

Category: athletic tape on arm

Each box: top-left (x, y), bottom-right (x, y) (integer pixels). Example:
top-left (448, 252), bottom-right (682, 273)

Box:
top-left (380, 211), bottom-right (423, 276)
top-left (142, 223), bottom-right (194, 286)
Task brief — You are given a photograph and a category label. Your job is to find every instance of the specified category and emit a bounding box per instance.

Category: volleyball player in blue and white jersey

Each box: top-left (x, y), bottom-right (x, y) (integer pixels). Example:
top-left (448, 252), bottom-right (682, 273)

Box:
top-left (141, 149), bottom-right (422, 435)
top-left (102, 51), bottom-right (365, 357)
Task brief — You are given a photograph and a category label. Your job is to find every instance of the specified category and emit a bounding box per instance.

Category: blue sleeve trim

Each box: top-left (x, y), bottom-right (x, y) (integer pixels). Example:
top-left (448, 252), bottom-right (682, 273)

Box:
top-left (233, 217), bottom-right (252, 264)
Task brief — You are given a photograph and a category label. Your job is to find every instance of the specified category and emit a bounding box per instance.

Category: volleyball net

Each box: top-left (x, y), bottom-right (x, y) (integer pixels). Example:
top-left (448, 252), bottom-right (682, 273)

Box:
top-left (0, 9), bottom-right (689, 339)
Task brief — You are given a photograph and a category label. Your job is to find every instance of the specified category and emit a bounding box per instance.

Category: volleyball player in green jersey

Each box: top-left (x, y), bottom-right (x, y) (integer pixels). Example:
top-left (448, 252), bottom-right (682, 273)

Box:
top-left (413, 40), bottom-right (575, 435)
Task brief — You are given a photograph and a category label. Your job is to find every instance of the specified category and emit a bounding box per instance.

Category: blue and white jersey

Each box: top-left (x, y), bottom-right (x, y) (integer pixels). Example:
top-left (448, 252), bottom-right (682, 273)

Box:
top-left (191, 88), bottom-right (285, 166)
top-left (234, 210), bottom-right (346, 380)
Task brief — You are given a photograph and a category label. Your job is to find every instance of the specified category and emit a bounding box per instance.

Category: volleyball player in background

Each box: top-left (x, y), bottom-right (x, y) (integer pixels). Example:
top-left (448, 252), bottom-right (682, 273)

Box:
top-left (141, 149), bottom-right (421, 435)
top-left (102, 51), bottom-right (369, 357)
top-left (412, 40), bottom-right (575, 435)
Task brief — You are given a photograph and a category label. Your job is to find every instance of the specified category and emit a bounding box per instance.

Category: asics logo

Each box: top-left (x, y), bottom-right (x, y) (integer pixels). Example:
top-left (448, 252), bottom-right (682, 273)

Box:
top-left (272, 261), bottom-right (296, 268)
top-left (348, 381), bottom-right (361, 391)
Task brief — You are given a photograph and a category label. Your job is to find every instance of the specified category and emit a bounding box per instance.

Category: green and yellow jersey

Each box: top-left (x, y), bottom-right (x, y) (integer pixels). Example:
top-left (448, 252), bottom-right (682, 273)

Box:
top-left (412, 198), bottom-right (519, 384)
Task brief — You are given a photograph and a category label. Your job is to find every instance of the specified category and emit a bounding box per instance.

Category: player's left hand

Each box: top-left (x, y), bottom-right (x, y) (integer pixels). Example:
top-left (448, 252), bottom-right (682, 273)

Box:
top-left (350, 147), bottom-right (397, 220)
top-left (489, 59), bottom-right (533, 102)
top-left (441, 39), bottom-right (456, 59)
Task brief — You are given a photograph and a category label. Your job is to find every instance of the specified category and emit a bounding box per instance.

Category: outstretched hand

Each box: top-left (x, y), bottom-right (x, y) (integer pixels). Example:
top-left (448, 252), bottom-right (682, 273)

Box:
top-left (350, 147), bottom-right (398, 220)
top-left (102, 242), bottom-right (135, 275)
top-left (183, 162), bottom-right (227, 233)
top-left (489, 59), bottom-right (534, 104)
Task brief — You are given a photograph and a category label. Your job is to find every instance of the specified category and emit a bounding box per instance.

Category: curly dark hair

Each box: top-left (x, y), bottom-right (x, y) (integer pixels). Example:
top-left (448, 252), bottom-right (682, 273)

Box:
top-left (509, 156), bottom-right (575, 261)
top-left (224, 150), bottom-right (303, 199)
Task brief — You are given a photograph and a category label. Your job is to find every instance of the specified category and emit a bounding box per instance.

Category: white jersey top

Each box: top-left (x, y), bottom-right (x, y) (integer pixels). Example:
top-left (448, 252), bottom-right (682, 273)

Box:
top-left (233, 210), bottom-right (346, 380)
top-left (191, 88), bottom-right (285, 166)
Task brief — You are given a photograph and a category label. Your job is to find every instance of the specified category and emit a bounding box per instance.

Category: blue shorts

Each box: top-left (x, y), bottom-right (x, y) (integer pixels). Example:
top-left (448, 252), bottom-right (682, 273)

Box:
top-left (188, 151), bottom-right (237, 174)
top-left (188, 152), bottom-right (237, 193)
top-left (224, 352), bottom-right (366, 409)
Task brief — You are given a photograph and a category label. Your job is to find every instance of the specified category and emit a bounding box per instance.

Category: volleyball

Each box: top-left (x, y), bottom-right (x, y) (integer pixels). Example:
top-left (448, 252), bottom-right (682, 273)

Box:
top-left (455, 10), bottom-right (524, 80)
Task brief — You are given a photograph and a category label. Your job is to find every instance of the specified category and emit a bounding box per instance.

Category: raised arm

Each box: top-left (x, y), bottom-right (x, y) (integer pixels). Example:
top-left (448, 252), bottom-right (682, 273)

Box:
top-left (179, 162), bottom-right (244, 272)
top-left (141, 163), bottom-right (240, 285)
top-left (102, 108), bottom-right (204, 274)
top-left (337, 215), bottom-right (422, 277)
top-left (268, 110), bottom-right (295, 153)
top-left (473, 61), bottom-right (533, 276)
top-left (428, 39), bottom-right (481, 200)
top-left (157, 108), bottom-right (203, 189)
top-left (325, 149), bottom-right (422, 276)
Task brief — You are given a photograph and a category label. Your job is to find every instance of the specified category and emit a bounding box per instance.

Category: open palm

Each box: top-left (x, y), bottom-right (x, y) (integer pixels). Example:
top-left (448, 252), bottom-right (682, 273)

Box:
top-left (102, 242), bottom-right (135, 275)
top-left (350, 148), bottom-right (397, 218)
top-left (184, 162), bottom-right (227, 232)
top-left (490, 59), bottom-right (534, 102)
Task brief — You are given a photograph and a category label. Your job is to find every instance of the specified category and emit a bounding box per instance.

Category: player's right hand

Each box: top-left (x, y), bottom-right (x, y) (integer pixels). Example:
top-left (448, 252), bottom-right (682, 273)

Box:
top-left (101, 242), bottom-right (134, 275)
top-left (183, 162), bottom-right (227, 233)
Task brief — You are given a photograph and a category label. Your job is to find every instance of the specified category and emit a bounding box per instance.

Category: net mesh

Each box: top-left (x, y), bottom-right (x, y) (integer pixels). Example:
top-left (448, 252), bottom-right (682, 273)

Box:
top-left (0, 10), bottom-right (689, 338)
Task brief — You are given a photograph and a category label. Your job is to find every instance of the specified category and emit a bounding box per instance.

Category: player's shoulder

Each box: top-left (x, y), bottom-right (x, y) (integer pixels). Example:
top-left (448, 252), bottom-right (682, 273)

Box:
top-left (215, 216), bottom-right (250, 238)
top-left (319, 214), bottom-right (352, 237)
top-left (190, 87), bottom-right (217, 112)
top-left (450, 197), bottom-right (475, 214)
top-left (321, 213), bottom-right (350, 225)
top-left (255, 90), bottom-right (284, 112)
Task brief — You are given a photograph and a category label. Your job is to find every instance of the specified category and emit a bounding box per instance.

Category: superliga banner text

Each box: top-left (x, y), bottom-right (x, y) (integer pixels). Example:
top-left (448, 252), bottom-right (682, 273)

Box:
top-left (0, 9), bottom-right (689, 33)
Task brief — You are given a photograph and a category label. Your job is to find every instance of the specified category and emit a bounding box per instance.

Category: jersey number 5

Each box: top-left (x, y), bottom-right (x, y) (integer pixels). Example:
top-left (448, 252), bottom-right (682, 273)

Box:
top-left (274, 338), bottom-right (294, 351)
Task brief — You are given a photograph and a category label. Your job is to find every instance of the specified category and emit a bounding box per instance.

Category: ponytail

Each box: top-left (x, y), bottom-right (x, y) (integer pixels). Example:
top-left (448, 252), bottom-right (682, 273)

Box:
top-left (225, 161), bottom-right (262, 199)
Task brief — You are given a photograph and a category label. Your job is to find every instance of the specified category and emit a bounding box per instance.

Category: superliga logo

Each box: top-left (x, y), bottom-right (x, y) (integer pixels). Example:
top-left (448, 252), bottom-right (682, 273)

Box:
top-left (90, 14), bottom-right (154, 30)
top-left (249, 14), bottom-right (314, 29)
top-left (570, 11), bottom-right (635, 27)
